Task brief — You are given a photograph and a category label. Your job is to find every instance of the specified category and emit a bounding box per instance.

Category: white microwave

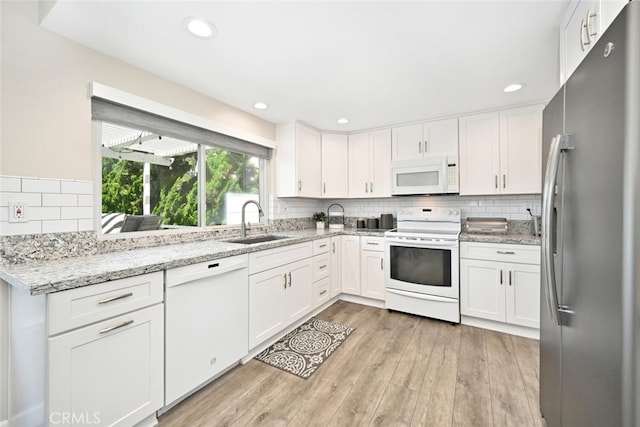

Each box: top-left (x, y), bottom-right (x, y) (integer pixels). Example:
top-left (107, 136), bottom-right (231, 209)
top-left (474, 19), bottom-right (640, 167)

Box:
top-left (390, 156), bottom-right (459, 195)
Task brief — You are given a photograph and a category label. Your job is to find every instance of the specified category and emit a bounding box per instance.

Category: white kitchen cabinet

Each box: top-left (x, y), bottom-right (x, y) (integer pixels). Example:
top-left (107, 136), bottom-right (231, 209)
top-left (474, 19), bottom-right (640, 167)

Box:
top-left (391, 118), bottom-right (458, 161)
top-left (561, 0), bottom-right (628, 83)
top-left (321, 133), bottom-right (349, 198)
top-left (459, 104), bottom-right (543, 196)
top-left (460, 242), bottom-right (540, 333)
top-left (330, 236), bottom-right (342, 297)
top-left (360, 236), bottom-right (385, 300)
top-left (10, 272), bottom-right (164, 427)
top-left (348, 128), bottom-right (392, 198)
top-left (341, 235), bottom-right (361, 295)
top-left (276, 121), bottom-right (322, 197)
top-left (48, 304), bottom-right (164, 427)
top-left (248, 243), bottom-right (314, 349)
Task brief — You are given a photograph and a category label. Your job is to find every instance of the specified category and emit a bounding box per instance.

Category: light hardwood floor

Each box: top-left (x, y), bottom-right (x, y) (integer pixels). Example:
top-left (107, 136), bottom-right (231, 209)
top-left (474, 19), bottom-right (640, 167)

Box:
top-left (159, 301), bottom-right (546, 427)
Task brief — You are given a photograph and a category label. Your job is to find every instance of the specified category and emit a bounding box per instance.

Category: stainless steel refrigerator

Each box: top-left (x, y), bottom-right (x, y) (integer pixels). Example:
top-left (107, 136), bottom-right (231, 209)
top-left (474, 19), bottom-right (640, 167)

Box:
top-left (540, 2), bottom-right (640, 426)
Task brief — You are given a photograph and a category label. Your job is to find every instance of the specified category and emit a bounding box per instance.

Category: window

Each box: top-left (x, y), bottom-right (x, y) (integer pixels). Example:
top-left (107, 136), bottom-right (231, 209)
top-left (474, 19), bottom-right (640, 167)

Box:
top-left (99, 121), bottom-right (263, 234)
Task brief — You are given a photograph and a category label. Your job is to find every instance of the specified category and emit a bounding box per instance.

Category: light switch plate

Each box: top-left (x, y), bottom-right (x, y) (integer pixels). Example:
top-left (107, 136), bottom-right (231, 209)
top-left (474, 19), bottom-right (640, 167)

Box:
top-left (9, 201), bottom-right (27, 223)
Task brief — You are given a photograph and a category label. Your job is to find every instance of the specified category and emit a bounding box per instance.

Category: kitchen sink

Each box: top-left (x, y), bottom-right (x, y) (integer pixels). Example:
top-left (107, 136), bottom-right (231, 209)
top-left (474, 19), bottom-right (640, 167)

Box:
top-left (225, 234), bottom-right (290, 245)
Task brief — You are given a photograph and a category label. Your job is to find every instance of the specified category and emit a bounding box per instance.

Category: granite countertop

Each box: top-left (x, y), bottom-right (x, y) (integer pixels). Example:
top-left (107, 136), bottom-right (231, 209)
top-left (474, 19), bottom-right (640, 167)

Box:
top-left (460, 231), bottom-right (541, 246)
top-left (1, 227), bottom-right (538, 296)
top-left (0, 228), bottom-right (385, 296)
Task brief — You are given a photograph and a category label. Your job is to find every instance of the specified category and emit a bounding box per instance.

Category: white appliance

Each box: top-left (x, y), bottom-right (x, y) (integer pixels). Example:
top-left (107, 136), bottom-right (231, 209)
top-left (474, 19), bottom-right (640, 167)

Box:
top-left (384, 207), bottom-right (461, 323)
top-left (390, 156), bottom-right (459, 195)
top-left (164, 254), bottom-right (249, 408)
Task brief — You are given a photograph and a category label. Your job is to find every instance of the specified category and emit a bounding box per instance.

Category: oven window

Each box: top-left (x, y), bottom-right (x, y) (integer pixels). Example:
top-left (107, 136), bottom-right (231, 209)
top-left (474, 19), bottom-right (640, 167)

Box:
top-left (390, 246), bottom-right (451, 287)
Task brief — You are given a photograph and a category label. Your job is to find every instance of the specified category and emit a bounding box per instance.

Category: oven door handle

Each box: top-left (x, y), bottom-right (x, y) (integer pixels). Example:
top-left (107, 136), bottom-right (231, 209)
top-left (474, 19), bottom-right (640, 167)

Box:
top-left (385, 238), bottom-right (458, 248)
top-left (386, 288), bottom-right (457, 303)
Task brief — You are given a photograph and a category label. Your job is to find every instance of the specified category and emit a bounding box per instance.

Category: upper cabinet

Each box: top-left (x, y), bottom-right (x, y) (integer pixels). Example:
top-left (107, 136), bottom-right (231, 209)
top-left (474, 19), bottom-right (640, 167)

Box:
top-left (561, 0), bottom-right (628, 83)
top-left (321, 133), bottom-right (349, 198)
top-left (459, 104), bottom-right (543, 196)
top-left (276, 122), bottom-right (322, 197)
top-left (391, 118), bottom-right (459, 161)
top-left (348, 129), bottom-right (392, 198)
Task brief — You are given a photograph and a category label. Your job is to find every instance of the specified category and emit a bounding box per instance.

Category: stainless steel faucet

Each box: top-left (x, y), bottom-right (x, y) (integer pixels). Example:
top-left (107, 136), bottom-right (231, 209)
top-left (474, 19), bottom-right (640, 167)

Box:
top-left (241, 200), bottom-right (264, 237)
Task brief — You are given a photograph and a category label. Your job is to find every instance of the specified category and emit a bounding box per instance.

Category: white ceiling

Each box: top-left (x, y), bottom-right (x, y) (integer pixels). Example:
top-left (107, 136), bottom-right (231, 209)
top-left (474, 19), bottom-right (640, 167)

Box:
top-left (41, 0), bottom-right (568, 133)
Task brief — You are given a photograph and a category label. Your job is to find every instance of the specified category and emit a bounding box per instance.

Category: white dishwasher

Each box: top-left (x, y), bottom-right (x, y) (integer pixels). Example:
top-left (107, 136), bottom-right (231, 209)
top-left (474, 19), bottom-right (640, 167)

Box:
top-left (164, 253), bottom-right (249, 407)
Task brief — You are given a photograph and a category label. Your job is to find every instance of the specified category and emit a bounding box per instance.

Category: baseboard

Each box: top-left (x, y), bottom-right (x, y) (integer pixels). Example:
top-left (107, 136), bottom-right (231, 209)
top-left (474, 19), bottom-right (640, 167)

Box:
top-left (338, 293), bottom-right (385, 309)
top-left (461, 315), bottom-right (539, 339)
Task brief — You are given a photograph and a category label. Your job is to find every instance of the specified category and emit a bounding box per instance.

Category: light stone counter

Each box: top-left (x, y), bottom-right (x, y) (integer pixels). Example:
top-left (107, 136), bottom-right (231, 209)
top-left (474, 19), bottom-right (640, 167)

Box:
top-left (0, 228), bottom-right (385, 296)
top-left (460, 231), bottom-right (541, 246)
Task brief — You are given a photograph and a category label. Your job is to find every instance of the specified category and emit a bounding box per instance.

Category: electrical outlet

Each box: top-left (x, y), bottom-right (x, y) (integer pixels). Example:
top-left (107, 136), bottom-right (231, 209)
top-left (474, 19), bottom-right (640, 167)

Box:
top-left (9, 201), bottom-right (27, 223)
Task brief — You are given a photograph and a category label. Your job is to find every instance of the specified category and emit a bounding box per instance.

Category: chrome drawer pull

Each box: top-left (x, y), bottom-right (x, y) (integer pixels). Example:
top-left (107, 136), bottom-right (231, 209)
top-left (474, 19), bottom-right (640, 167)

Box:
top-left (320, 290), bottom-right (327, 296)
top-left (98, 292), bottom-right (133, 305)
top-left (496, 250), bottom-right (515, 255)
top-left (319, 243), bottom-right (327, 248)
top-left (99, 320), bottom-right (134, 335)
top-left (319, 264), bottom-right (328, 269)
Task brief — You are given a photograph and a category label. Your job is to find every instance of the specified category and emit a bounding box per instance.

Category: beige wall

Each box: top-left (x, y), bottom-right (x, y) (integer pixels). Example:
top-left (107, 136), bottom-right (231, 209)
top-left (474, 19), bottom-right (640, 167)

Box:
top-left (0, 0), bottom-right (275, 181)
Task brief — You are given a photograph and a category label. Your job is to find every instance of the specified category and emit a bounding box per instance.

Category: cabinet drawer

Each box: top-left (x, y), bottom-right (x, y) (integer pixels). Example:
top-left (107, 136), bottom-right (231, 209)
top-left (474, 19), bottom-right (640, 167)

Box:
top-left (360, 236), bottom-right (384, 252)
top-left (249, 242), bottom-right (313, 274)
top-left (313, 277), bottom-right (331, 308)
top-left (313, 253), bottom-right (331, 282)
top-left (313, 238), bottom-right (331, 255)
top-left (460, 242), bottom-right (540, 264)
top-left (48, 271), bottom-right (163, 336)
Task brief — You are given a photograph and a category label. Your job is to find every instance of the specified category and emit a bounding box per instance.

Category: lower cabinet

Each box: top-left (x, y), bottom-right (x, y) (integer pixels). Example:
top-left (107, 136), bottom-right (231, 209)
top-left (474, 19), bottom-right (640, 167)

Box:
top-left (460, 242), bottom-right (541, 332)
top-left (48, 305), bottom-right (164, 426)
top-left (10, 271), bottom-right (164, 427)
top-left (360, 237), bottom-right (385, 300)
top-left (341, 235), bottom-right (361, 295)
top-left (329, 236), bottom-right (342, 297)
top-left (248, 243), bottom-right (313, 349)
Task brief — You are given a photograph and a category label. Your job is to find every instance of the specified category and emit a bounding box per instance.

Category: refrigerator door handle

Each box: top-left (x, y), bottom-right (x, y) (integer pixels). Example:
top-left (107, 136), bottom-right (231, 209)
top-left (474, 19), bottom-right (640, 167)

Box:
top-left (542, 133), bottom-right (574, 325)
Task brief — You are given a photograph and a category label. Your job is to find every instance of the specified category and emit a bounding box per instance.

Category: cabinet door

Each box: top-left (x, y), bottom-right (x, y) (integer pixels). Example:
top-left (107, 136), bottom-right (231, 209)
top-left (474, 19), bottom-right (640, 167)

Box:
top-left (369, 128), bottom-right (392, 197)
top-left (424, 118), bottom-right (459, 156)
top-left (458, 112), bottom-right (500, 195)
top-left (506, 263), bottom-right (540, 328)
top-left (562, 0), bottom-right (600, 82)
top-left (341, 236), bottom-right (361, 295)
top-left (48, 304), bottom-right (164, 427)
top-left (348, 132), bottom-right (370, 197)
top-left (330, 237), bottom-right (342, 297)
top-left (460, 258), bottom-right (505, 322)
top-left (499, 105), bottom-right (543, 194)
top-left (249, 266), bottom-right (286, 348)
top-left (284, 258), bottom-right (313, 324)
top-left (296, 124), bottom-right (322, 197)
top-left (391, 123), bottom-right (423, 161)
top-left (360, 251), bottom-right (385, 300)
top-left (321, 133), bottom-right (349, 198)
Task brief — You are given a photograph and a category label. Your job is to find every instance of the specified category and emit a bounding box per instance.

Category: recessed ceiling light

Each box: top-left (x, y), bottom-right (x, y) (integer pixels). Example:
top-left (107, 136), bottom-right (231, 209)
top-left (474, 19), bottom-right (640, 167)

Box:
top-left (253, 102), bottom-right (269, 110)
top-left (337, 118), bottom-right (349, 124)
top-left (185, 17), bottom-right (217, 39)
top-left (504, 83), bottom-right (524, 93)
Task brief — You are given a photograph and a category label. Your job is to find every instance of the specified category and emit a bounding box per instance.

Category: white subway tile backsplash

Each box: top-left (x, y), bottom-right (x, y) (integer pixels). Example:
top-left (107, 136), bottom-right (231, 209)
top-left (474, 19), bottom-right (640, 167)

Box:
top-left (61, 206), bottom-right (93, 220)
top-left (60, 180), bottom-right (93, 195)
top-left (42, 219), bottom-right (77, 233)
top-left (78, 195), bottom-right (94, 207)
top-left (0, 221), bottom-right (42, 236)
top-left (0, 177), bottom-right (21, 192)
top-left (22, 178), bottom-right (61, 194)
top-left (43, 193), bottom-right (77, 207)
top-left (0, 192), bottom-right (42, 207)
top-left (0, 175), bottom-right (96, 236)
top-left (29, 207), bottom-right (61, 221)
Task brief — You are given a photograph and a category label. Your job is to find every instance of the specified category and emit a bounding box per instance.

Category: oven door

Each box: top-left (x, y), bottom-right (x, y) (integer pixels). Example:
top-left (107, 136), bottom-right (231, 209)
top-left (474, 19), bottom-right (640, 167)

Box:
top-left (384, 237), bottom-right (459, 299)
